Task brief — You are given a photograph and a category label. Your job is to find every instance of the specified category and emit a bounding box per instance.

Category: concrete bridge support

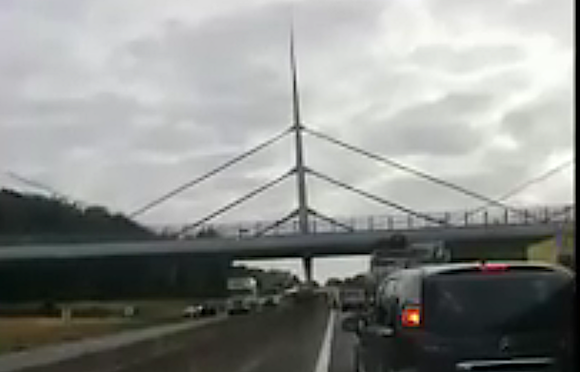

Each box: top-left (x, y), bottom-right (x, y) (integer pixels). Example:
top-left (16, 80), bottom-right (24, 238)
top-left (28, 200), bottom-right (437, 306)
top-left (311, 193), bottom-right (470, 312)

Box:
top-left (302, 255), bottom-right (313, 284)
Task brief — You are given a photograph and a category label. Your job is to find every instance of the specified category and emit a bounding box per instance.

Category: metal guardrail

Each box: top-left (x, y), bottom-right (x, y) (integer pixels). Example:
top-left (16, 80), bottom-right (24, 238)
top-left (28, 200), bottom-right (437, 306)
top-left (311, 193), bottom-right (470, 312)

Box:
top-left (157, 204), bottom-right (574, 239)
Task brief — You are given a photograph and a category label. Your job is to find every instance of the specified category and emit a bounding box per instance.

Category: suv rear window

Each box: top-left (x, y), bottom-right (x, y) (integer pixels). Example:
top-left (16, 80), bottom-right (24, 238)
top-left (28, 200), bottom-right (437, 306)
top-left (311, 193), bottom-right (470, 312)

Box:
top-left (424, 270), bottom-right (573, 336)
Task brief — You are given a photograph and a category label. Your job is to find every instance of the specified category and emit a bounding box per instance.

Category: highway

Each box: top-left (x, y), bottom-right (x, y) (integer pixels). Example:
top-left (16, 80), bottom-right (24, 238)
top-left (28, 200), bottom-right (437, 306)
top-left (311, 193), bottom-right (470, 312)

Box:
top-left (19, 296), bottom-right (357, 372)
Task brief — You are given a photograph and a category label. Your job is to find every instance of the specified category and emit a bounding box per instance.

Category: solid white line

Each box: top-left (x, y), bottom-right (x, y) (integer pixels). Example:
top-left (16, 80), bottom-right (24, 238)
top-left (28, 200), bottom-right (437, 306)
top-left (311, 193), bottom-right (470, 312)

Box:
top-left (314, 310), bottom-right (336, 372)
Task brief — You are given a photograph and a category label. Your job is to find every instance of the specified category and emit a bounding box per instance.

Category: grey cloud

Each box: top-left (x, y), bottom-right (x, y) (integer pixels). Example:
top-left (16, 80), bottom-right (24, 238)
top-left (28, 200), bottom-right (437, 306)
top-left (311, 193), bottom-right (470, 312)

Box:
top-left (388, 120), bottom-right (482, 156)
top-left (111, 0), bottom-right (386, 143)
top-left (129, 121), bottom-right (220, 155)
top-left (428, 0), bottom-right (573, 46)
top-left (501, 88), bottom-right (574, 154)
top-left (0, 93), bottom-right (148, 170)
top-left (0, 2), bottom-right (97, 101)
top-left (507, 0), bottom-right (574, 45)
top-left (412, 92), bottom-right (496, 117)
top-left (409, 44), bottom-right (526, 75)
top-left (356, 92), bottom-right (494, 157)
top-left (467, 68), bottom-right (532, 97)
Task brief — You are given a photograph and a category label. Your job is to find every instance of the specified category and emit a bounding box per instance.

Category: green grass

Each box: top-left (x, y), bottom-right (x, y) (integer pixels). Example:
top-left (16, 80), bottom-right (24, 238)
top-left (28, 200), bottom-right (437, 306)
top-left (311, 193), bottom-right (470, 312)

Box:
top-left (0, 318), bottom-right (137, 354)
top-left (0, 299), bottom-right (212, 354)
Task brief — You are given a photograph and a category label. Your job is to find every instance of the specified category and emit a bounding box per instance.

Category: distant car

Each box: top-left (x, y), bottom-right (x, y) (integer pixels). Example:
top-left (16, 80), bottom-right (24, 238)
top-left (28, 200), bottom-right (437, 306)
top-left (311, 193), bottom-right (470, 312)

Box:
top-left (262, 294), bottom-right (281, 307)
top-left (198, 303), bottom-right (218, 317)
top-left (227, 298), bottom-right (251, 315)
top-left (183, 305), bottom-right (202, 318)
top-left (122, 305), bottom-right (137, 318)
top-left (183, 303), bottom-right (217, 318)
top-left (342, 262), bottom-right (575, 372)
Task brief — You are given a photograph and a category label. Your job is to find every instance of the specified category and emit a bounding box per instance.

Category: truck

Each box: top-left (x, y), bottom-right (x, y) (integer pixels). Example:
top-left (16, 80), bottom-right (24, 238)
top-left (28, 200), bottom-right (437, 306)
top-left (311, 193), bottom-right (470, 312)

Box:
top-left (370, 241), bottom-right (449, 278)
top-left (365, 236), bottom-right (451, 302)
top-left (226, 277), bottom-right (259, 315)
top-left (336, 286), bottom-right (366, 312)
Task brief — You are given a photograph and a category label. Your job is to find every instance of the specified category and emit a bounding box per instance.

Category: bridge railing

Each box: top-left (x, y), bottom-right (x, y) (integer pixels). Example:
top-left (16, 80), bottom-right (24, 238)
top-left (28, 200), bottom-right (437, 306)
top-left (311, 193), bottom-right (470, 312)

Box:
top-left (163, 204), bottom-right (574, 239)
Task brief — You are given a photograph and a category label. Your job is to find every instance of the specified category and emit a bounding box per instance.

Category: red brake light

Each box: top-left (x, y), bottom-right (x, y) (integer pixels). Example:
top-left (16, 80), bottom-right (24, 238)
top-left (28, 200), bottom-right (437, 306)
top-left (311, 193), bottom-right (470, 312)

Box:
top-left (401, 306), bottom-right (421, 327)
top-left (479, 263), bottom-right (509, 272)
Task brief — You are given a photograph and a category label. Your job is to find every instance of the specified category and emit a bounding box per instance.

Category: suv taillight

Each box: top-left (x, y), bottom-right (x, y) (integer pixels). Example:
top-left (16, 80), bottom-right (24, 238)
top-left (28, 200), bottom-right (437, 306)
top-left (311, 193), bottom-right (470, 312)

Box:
top-left (479, 263), bottom-right (509, 273)
top-left (401, 305), bottom-right (421, 328)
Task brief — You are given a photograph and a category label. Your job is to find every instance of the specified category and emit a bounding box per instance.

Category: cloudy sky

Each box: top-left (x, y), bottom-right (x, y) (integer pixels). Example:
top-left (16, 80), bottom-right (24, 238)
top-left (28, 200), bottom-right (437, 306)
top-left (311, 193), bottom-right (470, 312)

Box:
top-left (0, 0), bottom-right (574, 281)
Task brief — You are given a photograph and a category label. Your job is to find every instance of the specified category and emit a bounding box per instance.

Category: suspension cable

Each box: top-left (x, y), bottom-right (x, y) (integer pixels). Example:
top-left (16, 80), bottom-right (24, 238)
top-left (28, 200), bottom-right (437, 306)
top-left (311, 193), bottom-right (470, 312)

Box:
top-left (130, 127), bottom-right (292, 218)
top-left (179, 170), bottom-right (293, 236)
top-left (304, 127), bottom-right (523, 216)
top-left (466, 158), bottom-right (575, 218)
top-left (307, 168), bottom-right (448, 226)
top-left (253, 210), bottom-right (298, 237)
top-left (308, 208), bottom-right (355, 232)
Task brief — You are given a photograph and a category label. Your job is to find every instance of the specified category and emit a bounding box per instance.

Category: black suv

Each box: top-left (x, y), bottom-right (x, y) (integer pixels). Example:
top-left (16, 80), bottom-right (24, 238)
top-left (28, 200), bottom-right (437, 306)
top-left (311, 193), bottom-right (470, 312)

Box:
top-left (343, 262), bottom-right (575, 372)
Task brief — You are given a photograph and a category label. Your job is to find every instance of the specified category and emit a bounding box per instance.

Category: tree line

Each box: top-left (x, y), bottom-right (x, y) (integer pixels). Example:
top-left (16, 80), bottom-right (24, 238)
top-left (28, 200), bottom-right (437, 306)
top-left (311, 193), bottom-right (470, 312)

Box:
top-left (0, 189), bottom-right (153, 244)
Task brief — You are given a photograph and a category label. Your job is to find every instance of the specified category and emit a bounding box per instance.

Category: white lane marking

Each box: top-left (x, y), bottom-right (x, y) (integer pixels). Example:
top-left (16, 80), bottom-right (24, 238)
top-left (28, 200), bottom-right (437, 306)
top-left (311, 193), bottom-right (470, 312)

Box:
top-left (314, 310), bottom-right (336, 372)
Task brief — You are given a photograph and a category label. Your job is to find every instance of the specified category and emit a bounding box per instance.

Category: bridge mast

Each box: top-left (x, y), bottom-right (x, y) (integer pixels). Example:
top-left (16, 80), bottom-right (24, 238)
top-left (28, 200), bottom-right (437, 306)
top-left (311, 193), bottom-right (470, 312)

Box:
top-left (289, 26), bottom-right (310, 236)
top-left (290, 24), bottom-right (314, 284)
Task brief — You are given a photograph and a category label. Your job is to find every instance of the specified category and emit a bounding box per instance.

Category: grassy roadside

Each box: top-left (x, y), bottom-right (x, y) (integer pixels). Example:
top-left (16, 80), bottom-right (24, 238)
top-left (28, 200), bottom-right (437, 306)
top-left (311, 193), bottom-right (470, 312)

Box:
top-left (527, 227), bottom-right (575, 269)
top-left (0, 299), bottom-right (213, 354)
top-left (0, 318), bottom-right (142, 354)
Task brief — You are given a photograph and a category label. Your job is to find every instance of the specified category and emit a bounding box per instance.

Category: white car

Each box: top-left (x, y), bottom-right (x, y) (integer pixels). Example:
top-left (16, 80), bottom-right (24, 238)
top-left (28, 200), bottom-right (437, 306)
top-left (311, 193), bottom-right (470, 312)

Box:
top-left (182, 305), bottom-right (203, 318)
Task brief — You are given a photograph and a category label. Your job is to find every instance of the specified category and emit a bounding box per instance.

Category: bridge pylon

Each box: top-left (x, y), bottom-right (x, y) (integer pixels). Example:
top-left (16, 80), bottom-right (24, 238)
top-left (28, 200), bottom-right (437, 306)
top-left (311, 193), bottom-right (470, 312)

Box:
top-left (289, 24), bottom-right (310, 236)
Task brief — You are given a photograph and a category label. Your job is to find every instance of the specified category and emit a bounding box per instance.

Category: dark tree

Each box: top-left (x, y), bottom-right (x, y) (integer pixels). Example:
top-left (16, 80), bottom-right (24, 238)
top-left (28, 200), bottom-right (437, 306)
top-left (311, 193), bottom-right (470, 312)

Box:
top-left (0, 189), bottom-right (154, 244)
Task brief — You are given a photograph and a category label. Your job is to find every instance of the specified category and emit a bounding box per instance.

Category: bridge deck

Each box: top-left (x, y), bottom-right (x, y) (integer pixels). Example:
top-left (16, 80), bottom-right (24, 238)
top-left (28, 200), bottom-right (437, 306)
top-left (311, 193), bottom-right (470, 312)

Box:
top-left (0, 216), bottom-right (571, 261)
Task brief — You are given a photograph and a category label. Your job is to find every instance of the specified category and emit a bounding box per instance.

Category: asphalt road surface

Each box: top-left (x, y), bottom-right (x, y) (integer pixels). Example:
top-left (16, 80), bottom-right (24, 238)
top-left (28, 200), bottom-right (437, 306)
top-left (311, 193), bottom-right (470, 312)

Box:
top-left (17, 297), bottom-right (358, 372)
top-left (116, 297), bottom-right (329, 372)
